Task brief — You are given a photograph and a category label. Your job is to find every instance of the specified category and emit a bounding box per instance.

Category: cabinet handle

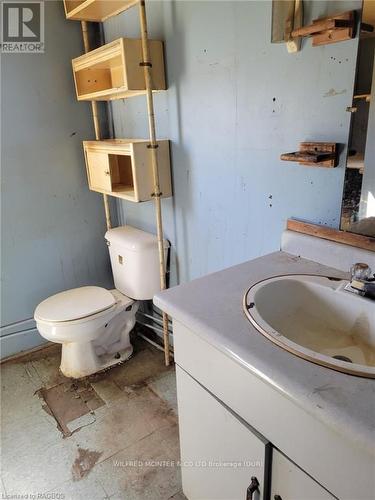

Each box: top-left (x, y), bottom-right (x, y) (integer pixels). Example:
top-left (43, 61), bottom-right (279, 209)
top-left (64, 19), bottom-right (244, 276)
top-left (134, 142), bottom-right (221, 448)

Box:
top-left (104, 170), bottom-right (110, 175)
top-left (246, 476), bottom-right (260, 500)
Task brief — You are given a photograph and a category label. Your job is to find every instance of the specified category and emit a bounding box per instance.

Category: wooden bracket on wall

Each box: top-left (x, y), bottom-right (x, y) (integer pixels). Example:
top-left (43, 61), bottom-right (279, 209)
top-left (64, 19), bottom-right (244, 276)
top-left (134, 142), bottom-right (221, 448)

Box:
top-left (271, 0), bottom-right (303, 53)
top-left (291, 10), bottom-right (355, 46)
top-left (280, 142), bottom-right (338, 167)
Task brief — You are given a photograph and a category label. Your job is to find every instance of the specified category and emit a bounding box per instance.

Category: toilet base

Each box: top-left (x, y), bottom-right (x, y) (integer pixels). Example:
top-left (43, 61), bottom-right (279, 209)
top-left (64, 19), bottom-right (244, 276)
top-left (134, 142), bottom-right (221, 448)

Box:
top-left (95, 345), bottom-right (133, 375)
top-left (60, 342), bottom-right (133, 378)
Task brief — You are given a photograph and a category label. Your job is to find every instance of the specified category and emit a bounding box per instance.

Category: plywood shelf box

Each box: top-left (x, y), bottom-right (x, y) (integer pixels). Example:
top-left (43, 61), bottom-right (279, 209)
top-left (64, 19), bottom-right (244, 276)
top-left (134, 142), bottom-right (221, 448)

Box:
top-left (83, 139), bottom-right (172, 202)
top-left (63, 0), bottom-right (138, 22)
top-left (72, 38), bottom-right (166, 101)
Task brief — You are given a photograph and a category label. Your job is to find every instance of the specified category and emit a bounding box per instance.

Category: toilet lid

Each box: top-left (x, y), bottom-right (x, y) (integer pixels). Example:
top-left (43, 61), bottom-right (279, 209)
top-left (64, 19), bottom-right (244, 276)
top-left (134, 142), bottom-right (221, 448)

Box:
top-left (34, 286), bottom-right (116, 323)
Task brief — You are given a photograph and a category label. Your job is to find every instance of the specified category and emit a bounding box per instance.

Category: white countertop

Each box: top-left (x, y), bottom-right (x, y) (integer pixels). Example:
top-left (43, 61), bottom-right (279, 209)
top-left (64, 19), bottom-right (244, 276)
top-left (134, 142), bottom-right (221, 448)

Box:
top-left (154, 251), bottom-right (375, 454)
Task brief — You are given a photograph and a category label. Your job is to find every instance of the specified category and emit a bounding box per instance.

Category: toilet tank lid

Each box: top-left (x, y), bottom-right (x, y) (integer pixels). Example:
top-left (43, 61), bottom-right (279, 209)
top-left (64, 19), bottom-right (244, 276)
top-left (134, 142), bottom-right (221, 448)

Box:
top-left (34, 286), bottom-right (116, 323)
top-left (105, 225), bottom-right (170, 251)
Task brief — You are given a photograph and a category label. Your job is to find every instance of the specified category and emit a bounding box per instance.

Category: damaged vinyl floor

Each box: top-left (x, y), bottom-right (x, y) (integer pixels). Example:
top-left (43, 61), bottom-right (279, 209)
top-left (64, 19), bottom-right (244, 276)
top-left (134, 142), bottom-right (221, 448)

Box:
top-left (0, 335), bottom-right (185, 499)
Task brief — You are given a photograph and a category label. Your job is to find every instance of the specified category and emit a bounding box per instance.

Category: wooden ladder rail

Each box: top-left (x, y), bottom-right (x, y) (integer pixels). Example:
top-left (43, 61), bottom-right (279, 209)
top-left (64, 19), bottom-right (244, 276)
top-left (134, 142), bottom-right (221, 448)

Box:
top-left (138, 0), bottom-right (170, 366)
top-left (80, 3), bottom-right (171, 366)
top-left (81, 20), bottom-right (112, 231)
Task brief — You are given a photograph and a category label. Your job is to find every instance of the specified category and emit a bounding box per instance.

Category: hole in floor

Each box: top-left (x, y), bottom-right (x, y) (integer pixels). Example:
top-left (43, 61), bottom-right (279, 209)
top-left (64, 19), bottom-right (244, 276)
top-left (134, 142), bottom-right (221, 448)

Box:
top-left (36, 381), bottom-right (105, 437)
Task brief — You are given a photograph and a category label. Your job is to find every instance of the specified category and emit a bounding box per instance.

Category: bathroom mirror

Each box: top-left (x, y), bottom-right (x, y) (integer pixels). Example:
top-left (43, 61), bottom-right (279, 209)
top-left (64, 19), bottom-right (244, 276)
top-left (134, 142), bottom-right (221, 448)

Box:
top-left (340, 0), bottom-right (375, 237)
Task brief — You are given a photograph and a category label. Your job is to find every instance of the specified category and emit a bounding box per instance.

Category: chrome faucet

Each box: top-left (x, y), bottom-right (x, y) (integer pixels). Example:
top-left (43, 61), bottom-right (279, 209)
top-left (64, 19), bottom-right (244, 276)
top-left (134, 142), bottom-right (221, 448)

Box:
top-left (347, 263), bottom-right (375, 300)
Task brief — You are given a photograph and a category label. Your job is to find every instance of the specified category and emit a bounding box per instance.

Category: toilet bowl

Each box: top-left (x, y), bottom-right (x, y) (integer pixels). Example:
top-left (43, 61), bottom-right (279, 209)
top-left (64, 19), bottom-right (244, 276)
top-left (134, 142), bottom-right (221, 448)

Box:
top-left (34, 225), bottom-right (169, 378)
top-left (35, 286), bottom-right (139, 378)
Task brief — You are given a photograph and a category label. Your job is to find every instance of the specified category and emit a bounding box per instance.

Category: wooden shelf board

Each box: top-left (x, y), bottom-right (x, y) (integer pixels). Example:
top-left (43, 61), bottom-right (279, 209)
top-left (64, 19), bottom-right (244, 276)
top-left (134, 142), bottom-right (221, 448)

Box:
top-left (64, 0), bottom-right (139, 22)
top-left (89, 186), bottom-right (170, 203)
top-left (287, 219), bottom-right (375, 252)
top-left (281, 142), bottom-right (337, 168)
top-left (83, 138), bottom-right (164, 153)
top-left (72, 41), bottom-right (123, 71)
top-left (112, 183), bottom-right (134, 191)
top-left (89, 185), bottom-right (138, 202)
top-left (76, 88), bottom-right (160, 101)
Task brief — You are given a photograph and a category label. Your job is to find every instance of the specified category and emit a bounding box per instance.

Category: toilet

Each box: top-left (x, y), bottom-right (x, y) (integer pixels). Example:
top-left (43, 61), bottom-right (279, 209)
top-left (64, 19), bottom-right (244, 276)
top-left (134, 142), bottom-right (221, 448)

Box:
top-left (34, 225), bottom-right (169, 378)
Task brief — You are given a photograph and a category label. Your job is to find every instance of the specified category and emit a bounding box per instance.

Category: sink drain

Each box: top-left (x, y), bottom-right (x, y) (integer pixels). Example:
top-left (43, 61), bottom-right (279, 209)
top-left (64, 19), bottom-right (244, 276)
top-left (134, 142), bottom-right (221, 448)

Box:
top-left (332, 355), bottom-right (353, 363)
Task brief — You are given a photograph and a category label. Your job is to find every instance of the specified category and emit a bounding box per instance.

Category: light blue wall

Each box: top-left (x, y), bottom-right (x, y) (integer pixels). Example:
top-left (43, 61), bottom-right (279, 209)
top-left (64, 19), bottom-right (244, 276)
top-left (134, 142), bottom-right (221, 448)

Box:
top-left (1, 1), bottom-right (113, 357)
top-left (1, 0), bottom-right (362, 357)
top-left (104, 0), bottom-right (360, 285)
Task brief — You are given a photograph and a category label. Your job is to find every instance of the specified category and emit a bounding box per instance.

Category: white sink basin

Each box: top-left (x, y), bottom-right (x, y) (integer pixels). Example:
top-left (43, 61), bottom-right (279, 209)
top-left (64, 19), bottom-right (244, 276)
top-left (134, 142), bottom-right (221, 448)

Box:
top-left (243, 275), bottom-right (375, 378)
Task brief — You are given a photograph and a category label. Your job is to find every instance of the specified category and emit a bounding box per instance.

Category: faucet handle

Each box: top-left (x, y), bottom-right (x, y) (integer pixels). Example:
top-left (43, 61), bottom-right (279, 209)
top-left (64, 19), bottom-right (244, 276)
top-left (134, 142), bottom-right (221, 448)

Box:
top-left (351, 263), bottom-right (372, 281)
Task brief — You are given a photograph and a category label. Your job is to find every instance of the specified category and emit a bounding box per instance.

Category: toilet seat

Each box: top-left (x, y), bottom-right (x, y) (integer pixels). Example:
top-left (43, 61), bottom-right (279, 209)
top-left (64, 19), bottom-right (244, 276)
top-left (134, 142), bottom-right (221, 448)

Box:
top-left (35, 286), bottom-right (116, 324)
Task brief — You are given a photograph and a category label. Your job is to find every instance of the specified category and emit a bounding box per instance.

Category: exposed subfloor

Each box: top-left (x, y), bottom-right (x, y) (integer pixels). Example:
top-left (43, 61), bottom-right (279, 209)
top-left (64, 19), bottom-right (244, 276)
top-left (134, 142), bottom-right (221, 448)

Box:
top-left (0, 334), bottom-right (185, 499)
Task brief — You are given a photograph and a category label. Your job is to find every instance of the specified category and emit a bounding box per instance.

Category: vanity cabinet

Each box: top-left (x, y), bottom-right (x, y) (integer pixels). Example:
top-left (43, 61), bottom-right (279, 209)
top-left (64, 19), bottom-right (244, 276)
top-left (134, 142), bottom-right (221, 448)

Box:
top-left (72, 38), bottom-right (166, 101)
top-left (271, 450), bottom-right (335, 500)
top-left (169, 320), bottom-right (374, 500)
top-left (176, 366), bottom-right (335, 500)
top-left (176, 366), bottom-right (270, 500)
top-left (83, 139), bottom-right (171, 202)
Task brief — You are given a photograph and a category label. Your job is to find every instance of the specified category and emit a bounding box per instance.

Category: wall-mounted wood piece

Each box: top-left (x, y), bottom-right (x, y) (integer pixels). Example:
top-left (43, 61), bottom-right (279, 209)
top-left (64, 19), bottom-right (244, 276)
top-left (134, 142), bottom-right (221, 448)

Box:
top-left (83, 139), bottom-right (172, 202)
top-left (63, 0), bottom-right (138, 22)
top-left (281, 142), bottom-right (338, 167)
top-left (271, 0), bottom-right (303, 53)
top-left (291, 10), bottom-right (355, 46)
top-left (363, 0), bottom-right (375, 30)
top-left (354, 93), bottom-right (371, 102)
top-left (287, 219), bottom-right (375, 252)
top-left (286, 0), bottom-right (303, 53)
top-left (72, 38), bottom-right (166, 101)
top-left (361, 22), bottom-right (374, 35)
top-left (271, 0), bottom-right (296, 42)
top-left (347, 153), bottom-right (365, 174)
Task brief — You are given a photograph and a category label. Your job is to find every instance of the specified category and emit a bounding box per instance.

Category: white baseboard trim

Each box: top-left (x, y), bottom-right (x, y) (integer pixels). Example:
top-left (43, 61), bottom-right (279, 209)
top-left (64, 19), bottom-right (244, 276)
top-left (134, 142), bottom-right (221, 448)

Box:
top-left (0, 326), bottom-right (47, 360)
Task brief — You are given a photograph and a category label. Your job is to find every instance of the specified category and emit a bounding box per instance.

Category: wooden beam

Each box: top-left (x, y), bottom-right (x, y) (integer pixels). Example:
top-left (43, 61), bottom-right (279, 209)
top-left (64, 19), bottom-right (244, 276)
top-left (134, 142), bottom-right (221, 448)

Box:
top-left (138, 0), bottom-right (171, 367)
top-left (287, 219), bottom-right (375, 252)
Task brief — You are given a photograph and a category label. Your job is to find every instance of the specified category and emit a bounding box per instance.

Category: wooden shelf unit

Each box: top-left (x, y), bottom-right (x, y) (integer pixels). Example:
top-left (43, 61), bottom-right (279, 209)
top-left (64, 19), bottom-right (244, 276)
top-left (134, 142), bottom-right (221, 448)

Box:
top-left (66, 0), bottom-right (173, 365)
top-left (63, 0), bottom-right (138, 22)
top-left (83, 139), bottom-right (172, 202)
top-left (72, 38), bottom-right (166, 101)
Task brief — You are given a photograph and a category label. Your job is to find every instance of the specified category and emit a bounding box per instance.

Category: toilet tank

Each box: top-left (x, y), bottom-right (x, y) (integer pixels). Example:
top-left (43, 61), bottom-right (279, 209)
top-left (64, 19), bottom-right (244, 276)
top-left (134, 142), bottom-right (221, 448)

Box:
top-left (105, 225), bottom-right (170, 300)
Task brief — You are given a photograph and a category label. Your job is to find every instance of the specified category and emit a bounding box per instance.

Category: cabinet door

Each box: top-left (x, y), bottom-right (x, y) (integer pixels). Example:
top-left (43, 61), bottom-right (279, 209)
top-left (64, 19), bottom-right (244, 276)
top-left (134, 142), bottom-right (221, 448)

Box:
top-left (176, 366), bottom-right (270, 500)
top-left (85, 151), bottom-right (112, 192)
top-left (271, 450), bottom-right (335, 500)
